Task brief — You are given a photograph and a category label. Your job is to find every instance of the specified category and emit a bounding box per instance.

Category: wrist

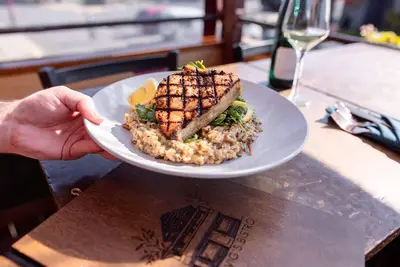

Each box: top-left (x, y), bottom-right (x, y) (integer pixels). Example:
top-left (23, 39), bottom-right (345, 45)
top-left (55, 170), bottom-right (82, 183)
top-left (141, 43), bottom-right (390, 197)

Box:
top-left (0, 101), bottom-right (18, 154)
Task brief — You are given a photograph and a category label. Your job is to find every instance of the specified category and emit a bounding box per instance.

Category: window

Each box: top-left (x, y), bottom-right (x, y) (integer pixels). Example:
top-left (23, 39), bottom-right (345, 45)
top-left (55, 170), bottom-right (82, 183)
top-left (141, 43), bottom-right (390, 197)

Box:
top-left (0, 0), bottom-right (208, 63)
top-left (241, 0), bottom-right (400, 48)
top-left (241, 0), bottom-right (279, 44)
top-left (333, 0), bottom-right (399, 34)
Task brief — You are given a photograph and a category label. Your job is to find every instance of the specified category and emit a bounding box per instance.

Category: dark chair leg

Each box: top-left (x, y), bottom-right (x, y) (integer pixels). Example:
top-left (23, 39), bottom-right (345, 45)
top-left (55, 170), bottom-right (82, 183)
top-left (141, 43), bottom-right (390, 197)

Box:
top-left (0, 154), bottom-right (54, 211)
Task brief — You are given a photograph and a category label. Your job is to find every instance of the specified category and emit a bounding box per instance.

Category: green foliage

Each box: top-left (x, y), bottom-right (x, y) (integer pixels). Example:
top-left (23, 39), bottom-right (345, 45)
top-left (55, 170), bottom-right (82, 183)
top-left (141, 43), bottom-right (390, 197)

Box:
top-left (184, 134), bottom-right (199, 143)
top-left (178, 60), bottom-right (207, 70)
top-left (211, 105), bottom-right (247, 126)
top-left (135, 104), bottom-right (156, 122)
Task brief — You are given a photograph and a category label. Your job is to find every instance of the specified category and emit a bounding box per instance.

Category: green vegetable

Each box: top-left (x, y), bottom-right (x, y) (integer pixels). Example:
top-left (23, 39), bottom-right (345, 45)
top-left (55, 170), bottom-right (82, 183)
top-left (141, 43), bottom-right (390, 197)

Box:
top-left (178, 60), bottom-right (207, 70)
top-left (212, 113), bottom-right (227, 125)
top-left (135, 104), bottom-right (156, 123)
top-left (184, 134), bottom-right (199, 143)
top-left (186, 62), bottom-right (198, 68)
top-left (210, 105), bottom-right (247, 126)
top-left (236, 95), bottom-right (245, 102)
top-left (195, 60), bottom-right (207, 70)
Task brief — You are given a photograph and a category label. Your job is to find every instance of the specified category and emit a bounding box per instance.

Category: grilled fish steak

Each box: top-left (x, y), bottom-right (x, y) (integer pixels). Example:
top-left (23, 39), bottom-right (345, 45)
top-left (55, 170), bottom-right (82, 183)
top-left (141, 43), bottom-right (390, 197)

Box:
top-left (155, 68), bottom-right (241, 140)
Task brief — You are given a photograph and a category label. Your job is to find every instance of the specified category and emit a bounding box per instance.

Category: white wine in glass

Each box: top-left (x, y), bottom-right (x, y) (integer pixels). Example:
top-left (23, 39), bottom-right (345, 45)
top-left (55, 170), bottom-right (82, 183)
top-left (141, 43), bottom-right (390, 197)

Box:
top-left (283, 0), bottom-right (331, 106)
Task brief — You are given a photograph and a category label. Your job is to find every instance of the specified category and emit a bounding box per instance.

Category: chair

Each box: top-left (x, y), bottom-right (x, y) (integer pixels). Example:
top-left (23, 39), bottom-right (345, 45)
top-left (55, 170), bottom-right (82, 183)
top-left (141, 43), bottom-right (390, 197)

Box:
top-left (36, 50), bottom-right (179, 208)
top-left (0, 154), bottom-right (57, 252)
top-left (38, 50), bottom-right (179, 88)
top-left (233, 40), bottom-right (275, 62)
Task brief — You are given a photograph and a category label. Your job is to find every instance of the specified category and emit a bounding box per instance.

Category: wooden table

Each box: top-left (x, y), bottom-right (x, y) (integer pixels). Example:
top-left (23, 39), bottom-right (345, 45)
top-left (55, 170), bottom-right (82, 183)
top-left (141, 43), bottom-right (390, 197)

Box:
top-left (0, 256), bottom-right (19, 267)
top-left (12, 53), bottom-right (400, 266)
top-left (12, 165), bottom-right (364, 267)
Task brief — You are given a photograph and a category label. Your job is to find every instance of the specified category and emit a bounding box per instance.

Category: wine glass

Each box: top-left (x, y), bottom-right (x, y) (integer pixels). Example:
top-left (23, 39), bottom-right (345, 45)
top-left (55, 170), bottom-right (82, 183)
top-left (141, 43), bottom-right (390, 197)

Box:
top-left (282, 0), bottom-right (331, 106)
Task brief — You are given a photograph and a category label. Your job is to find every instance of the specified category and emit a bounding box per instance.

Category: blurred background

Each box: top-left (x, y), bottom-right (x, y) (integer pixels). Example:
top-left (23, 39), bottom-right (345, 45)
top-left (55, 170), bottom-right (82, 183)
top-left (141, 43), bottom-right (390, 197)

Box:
top-left (0, 0), bottom-right (399, 63)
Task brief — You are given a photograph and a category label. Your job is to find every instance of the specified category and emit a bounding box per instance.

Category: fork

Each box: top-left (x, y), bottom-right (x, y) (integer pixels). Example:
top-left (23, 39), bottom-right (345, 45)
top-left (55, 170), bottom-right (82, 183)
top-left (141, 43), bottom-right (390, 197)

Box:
top-left (335, 101), bottom-right (392, 129)
top-left (330, 108), bottom-right (371, 134)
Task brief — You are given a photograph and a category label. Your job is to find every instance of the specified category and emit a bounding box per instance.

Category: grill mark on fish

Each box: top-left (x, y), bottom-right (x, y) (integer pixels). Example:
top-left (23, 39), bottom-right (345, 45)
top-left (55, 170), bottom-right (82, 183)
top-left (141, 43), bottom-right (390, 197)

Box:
top-left (195, 67), bottom-right (204, 115)
top-left (166, 75), bottom-right (171, 134)
top-left (211, 70), bottom-right (217, 104)
top-left (227, 74), bottom-right (233, 95)
top-left (156, 108), bottom-right (198, 112)
top-left (156, 95), bottom-right (224, 100)
top-left (155, 81), bottom-right (240, 100)
top-left (155, 83), bottom-right (236, 86)
top-left (181, 71), bottom-right (187, 127)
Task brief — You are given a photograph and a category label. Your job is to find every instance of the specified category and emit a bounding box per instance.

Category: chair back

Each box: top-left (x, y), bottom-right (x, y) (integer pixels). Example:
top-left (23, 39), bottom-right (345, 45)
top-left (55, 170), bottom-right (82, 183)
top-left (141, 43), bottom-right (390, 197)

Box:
top-left (38, 50), bottom-right (179, 88)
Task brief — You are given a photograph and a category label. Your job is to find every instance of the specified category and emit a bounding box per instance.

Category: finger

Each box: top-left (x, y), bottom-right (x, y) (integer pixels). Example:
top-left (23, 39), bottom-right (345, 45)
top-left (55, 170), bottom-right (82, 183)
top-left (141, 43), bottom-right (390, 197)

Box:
top-left (98, 151), bottom-right (117, 161)
top-left (83, 132), bottom-right (92, 140)
top-left (81, 131), bottom-right (117, 160)
top-left (81, 130), bottom-right (116, 160)
top-left (55, 86), bottom-right (103, 125)
top-left (68, 139), bottom-right (103, 159)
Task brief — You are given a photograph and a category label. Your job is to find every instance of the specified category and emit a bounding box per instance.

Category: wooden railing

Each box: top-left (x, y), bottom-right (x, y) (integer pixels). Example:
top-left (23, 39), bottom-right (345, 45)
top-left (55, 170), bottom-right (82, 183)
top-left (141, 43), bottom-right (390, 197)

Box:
top-left (0, 0), bottom-right (234, 74)
top-left (0, 15), bottom-right (220, 34)
top-left (0, 36), bottom-right (221, 75)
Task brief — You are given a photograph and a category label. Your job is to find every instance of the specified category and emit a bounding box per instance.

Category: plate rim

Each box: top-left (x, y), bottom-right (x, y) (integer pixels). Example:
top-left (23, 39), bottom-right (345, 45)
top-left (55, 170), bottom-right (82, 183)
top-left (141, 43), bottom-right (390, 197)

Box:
top-left (84, 71), bottom-right (309, 178)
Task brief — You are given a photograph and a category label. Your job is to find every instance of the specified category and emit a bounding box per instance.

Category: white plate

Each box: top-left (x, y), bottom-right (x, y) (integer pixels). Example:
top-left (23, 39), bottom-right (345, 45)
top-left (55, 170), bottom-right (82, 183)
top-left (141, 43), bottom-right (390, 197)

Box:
top-left (84, 71), bottom-right (308, 178)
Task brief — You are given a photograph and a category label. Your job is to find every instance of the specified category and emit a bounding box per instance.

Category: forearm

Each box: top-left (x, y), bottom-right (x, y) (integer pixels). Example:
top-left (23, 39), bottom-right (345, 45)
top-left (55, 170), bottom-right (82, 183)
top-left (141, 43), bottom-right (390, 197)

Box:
top-left (0, 101), bottom-right (17, 154)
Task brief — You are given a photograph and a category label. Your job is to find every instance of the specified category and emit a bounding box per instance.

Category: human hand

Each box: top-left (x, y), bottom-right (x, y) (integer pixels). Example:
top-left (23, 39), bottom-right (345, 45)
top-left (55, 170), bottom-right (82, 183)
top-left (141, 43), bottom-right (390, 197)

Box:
top-left (7, 86), bottom-right (115, 160)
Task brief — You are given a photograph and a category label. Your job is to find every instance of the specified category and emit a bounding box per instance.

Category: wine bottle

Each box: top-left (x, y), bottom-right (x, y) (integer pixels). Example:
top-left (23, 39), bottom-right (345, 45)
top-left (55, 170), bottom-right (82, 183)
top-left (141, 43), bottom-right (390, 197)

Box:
top-left (269, 0), bottom-right (296, 90)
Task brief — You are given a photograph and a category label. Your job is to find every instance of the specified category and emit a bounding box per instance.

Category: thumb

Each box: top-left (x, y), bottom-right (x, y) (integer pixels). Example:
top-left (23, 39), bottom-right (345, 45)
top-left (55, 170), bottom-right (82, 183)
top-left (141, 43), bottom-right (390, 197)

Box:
top-left (55, 86), bottom-right (103, 125)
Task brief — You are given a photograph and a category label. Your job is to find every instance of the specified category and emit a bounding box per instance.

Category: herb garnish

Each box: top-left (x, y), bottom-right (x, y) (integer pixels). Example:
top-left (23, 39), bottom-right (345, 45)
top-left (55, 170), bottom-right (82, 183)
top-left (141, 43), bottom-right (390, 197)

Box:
top-left (211, 105), bottom-right (247, 126)
top-left (209, 95), bottom-right (249, 126)
top-left (135, 104), bottom-right (156, 122)
top-left (236, 95), bottom-right (245, 102)
top-left (178, 60), bottom-right (207, 70)
top-left (184, 134), bottom-right (199, 143)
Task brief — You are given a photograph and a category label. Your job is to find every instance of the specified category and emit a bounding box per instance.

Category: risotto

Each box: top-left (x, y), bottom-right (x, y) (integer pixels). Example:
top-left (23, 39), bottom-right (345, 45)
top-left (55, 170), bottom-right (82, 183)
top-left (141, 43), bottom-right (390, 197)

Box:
top-left (123, 112), bottom-right (262, 165)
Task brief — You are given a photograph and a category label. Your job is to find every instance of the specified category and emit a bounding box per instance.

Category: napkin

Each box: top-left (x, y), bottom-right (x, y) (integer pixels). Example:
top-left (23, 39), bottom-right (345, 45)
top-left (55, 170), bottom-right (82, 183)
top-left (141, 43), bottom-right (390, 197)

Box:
top-left (326, 106), bottom-right (400, 153)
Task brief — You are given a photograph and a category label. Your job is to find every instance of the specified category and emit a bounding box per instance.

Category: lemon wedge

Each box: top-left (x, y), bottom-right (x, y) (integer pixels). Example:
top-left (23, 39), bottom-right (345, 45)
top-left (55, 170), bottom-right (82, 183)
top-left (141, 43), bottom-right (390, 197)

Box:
top-left (232, 100), bottom-right (248, 107)
top-left (128, 78), bottom-right (158, 108)
top-left (232, 100), bottom-right (254, 122)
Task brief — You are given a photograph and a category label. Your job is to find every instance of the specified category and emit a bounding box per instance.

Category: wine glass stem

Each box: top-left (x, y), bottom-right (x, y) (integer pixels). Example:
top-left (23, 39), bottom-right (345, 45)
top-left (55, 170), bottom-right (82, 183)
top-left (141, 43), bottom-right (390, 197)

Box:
top-left (289, 50), bottom-right (306, 102)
